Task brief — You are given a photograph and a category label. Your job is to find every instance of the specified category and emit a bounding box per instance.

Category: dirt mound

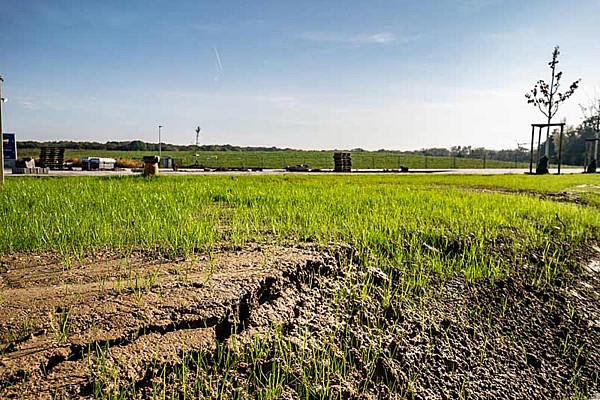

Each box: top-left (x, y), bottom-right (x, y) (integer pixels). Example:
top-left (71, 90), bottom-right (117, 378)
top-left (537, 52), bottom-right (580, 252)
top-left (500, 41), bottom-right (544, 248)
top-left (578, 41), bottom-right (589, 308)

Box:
top-left (0, 244), bottom-right (335, 398)
top-left (0, 244), bottom-right (599, 399)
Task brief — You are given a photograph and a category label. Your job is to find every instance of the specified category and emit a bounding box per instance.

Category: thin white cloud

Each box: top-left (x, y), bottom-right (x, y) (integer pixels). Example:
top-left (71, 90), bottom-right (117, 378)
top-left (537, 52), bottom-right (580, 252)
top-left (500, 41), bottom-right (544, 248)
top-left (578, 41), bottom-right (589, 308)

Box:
top-left (18, 100), bottom-right (38, 110)
top-left (299, 31), bottom-right (398, 45)
top-left (354, 33), bottom-right (396, 44)
top-left (455, 0), bottom-right (496, 12)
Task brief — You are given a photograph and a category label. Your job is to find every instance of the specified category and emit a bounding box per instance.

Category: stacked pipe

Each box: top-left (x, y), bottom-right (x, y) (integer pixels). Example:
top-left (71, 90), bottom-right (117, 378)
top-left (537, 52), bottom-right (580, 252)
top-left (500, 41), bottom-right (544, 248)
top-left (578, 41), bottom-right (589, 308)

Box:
top-left (333, 152), bottom-right (352, 172)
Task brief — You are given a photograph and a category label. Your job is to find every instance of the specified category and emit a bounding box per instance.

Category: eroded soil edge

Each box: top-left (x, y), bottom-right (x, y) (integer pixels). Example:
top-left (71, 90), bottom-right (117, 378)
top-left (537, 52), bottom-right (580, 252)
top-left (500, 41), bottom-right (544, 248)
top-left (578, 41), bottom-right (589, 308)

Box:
top-left (0, 244), bottom-right (598, 399)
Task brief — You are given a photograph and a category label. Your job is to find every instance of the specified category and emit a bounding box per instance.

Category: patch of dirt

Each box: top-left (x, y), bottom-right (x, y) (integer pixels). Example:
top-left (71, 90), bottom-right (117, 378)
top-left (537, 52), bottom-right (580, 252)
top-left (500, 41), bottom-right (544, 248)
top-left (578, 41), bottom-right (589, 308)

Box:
top-left (0, 243), bottom-right (598, 399)
top-left (0, 244), bottom-right (334, 398)
top-left (385, 271), bottom-right (600, 399)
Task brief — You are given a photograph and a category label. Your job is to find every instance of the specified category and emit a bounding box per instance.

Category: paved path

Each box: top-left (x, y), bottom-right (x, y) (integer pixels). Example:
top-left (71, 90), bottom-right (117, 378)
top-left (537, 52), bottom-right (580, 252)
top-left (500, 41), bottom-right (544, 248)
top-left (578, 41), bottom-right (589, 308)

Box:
top-left (4, 167), bottom-right (585, 177)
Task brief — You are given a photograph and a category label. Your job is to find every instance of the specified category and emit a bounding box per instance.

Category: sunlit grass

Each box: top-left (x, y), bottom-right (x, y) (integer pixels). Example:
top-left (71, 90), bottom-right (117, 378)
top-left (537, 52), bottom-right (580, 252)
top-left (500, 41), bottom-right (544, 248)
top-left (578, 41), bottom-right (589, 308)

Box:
top-left (1, 174), bottom-right (598, 284)
top-left (1, 173), bottom-right (599, 398)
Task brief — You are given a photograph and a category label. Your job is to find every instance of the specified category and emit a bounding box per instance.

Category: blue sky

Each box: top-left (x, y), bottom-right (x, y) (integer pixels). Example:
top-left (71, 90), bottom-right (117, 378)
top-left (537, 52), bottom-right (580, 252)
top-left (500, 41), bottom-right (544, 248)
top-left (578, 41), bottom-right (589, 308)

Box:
top-left (1, 0), bottom-right (599, 150)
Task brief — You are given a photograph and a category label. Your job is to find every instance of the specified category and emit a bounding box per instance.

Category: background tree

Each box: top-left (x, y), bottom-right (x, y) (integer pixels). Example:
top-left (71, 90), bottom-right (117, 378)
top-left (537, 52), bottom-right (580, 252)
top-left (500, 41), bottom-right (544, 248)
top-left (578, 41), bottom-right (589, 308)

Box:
top-left (579, 94), bottom-right (600, 168)
top-left (128, 140), bottom-right (147, 151)
top-left (580, 93), bottom-right (600, 132)
top-left (525, 45), bottom-right (580, 161)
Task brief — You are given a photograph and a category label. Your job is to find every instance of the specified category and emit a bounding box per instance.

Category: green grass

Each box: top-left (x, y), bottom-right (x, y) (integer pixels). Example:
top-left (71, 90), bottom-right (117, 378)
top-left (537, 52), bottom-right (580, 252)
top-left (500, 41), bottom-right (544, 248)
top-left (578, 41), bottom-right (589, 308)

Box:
top-left (1, 174), bottom-right (598, 277)
top-left (16, 148), bottom-right (535, 169)
top-left (1, 173), bottom-right (599, 398)
top-left (1, 174), bottom-right (598, 293)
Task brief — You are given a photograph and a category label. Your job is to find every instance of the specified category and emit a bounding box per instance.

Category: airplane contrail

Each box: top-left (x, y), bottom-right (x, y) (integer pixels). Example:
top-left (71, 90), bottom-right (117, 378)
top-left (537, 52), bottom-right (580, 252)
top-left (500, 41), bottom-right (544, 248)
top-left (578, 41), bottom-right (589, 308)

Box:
top-left (213, 47), bottom-right (223, 82)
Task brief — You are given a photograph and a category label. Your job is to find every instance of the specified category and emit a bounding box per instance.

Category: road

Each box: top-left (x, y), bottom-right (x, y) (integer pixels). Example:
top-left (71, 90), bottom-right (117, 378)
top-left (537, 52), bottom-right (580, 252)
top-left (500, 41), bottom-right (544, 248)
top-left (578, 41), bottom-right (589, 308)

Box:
top-left (4, 167), bottom-right (586, 177)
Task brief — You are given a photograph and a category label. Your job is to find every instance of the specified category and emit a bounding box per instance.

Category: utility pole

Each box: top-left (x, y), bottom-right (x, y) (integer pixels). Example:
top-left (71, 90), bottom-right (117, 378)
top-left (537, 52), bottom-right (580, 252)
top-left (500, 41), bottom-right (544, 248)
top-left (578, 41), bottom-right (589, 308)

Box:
top-left (0, 75), bottom-right (5, 185)
top-left (158, 125), bottom-right (163, 157)
top-left (194, 126), bottom-right (201, 166)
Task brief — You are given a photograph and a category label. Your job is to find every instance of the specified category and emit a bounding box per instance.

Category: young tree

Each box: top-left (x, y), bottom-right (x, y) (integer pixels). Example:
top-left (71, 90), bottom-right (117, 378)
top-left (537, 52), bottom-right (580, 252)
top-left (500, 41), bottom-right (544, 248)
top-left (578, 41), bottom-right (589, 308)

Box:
top-left (525, 46), bottom-right (581, 166)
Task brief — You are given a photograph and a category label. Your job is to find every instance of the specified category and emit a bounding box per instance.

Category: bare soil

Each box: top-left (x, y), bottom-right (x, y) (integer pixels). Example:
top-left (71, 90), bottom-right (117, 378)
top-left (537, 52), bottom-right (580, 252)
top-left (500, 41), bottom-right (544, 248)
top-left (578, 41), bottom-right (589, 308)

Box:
top-left (0, 244), bottom-right (599, 399)
top-left (0, 244), bottom-right (333, 398)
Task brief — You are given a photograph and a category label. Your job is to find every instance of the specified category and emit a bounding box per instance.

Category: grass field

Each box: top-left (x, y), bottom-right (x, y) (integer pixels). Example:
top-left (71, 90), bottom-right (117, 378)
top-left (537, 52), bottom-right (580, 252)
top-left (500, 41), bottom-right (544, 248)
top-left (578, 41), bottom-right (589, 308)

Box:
top-left (0, 174), bottom-right (599, 398)
top-left (16, 148), bottom-right (534, 169)
top-left (0, 174), bottom-right (598, 255)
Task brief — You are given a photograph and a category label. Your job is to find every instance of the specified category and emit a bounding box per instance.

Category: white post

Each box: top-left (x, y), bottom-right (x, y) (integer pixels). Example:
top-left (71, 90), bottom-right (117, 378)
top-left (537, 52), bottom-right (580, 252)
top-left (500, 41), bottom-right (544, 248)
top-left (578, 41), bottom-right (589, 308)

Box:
top-left (0, 75), bottom-right (4, 185)
top-left (158, 125), bottom-right (163, 157)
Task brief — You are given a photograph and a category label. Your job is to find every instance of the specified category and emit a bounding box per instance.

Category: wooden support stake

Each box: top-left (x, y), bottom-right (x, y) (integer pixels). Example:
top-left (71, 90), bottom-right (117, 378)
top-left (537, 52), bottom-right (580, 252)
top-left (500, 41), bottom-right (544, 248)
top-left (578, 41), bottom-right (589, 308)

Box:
top-left (529, 125), bottom-right (535, 174)
top-left (557, 125), bottom-right (564, 175)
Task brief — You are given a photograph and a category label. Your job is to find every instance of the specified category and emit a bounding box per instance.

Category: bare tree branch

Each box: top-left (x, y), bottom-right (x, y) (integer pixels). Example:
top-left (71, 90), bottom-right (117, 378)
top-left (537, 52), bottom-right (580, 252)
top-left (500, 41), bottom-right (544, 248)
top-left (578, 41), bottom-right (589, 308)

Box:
top-left (525, 45), bottom-right (580, 124)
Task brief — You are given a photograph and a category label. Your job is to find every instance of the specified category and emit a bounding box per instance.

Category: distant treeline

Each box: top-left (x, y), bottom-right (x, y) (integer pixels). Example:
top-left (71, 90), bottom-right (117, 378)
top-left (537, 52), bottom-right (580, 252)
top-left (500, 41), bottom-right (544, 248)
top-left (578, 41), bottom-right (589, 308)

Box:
top-left (16, 119), bottom-right (598, 165)
top-left (411, 118), bottom-right (599, 166)
top-left (12, 140), bottom-right (535, 163)
top-left (16, 140), bottom-right (297, 153)
top-left (541, 124), bottom-right (598, 166)
top-left (17, 140), bottom-right (528, 156)
top-left (404, 147), bottom-right (531, 163)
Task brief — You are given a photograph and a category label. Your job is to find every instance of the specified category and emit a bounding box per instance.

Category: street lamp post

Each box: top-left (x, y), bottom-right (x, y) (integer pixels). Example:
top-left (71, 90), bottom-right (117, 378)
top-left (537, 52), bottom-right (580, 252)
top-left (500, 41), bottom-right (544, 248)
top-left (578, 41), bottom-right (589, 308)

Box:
top-left (0, 75), bottom-right (5, 185)
top-left (158, 125), bottom-right (163, 157)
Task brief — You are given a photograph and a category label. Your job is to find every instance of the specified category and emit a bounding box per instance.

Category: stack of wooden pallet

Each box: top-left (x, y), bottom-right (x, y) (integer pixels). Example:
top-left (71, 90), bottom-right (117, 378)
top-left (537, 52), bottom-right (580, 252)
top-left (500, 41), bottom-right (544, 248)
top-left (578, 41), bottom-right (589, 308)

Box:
top-left (39, 147), bottom-right (67, 170)
top-left (333, 152), bottom-right (352, 172)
